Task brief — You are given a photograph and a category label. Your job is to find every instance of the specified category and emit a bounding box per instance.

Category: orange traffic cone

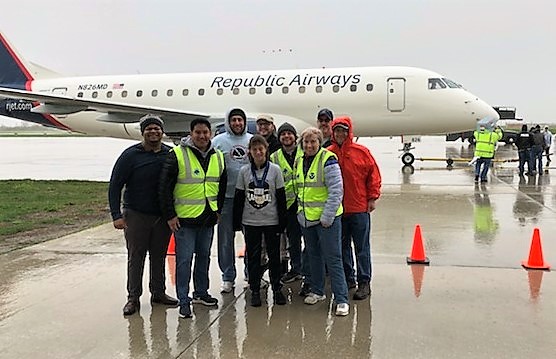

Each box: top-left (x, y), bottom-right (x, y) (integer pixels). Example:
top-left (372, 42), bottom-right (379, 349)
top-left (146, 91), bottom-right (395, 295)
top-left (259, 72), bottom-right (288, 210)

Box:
top-left (406, 224), bottom-right (430, 265)
top-left (521, 228), bottom-right (550, 270)
top-left (526, 270), bottom-right (544, 302)
top-left (410, 264), bottom-right (426, 298)
top-left (167, 234), bottom-right (176, 256)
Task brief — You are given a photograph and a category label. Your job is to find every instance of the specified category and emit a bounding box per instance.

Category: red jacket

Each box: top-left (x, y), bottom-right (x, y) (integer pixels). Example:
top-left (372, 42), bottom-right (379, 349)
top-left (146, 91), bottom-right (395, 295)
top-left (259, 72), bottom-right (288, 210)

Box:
top-left (327, 116), bottom-right (381, 214)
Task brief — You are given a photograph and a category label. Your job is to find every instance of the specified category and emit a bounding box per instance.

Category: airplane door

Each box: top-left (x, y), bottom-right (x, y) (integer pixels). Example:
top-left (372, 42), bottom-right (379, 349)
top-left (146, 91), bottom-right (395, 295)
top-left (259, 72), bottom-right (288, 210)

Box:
top-left (387, 78), bottom-right (405, 112)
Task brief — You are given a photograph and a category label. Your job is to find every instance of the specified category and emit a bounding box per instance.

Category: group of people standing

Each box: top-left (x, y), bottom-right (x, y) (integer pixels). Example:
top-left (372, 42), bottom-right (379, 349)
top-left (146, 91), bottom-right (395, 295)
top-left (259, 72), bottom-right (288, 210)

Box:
top-left (108, 107), bottom-right (381, 319)
top-left (516, 124), bottom-right (552, 176)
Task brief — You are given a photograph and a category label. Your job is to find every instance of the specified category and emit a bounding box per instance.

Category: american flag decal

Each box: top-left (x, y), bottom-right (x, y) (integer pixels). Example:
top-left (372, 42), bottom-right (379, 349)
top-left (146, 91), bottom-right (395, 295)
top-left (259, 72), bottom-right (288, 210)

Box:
top-left (112, 83), bottom-right (124, 89)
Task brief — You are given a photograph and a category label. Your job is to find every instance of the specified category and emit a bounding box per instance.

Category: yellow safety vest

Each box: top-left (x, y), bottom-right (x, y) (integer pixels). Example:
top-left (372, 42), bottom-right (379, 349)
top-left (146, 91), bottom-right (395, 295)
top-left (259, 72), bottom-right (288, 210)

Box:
top-left (173, 146), bottom-right (224, 218)
top-left (270, 147), bottom-right (302, 209)
top-left (294, 148), bottom-right (343, 221)
top-left (474, 129), bottom-right (502, 158)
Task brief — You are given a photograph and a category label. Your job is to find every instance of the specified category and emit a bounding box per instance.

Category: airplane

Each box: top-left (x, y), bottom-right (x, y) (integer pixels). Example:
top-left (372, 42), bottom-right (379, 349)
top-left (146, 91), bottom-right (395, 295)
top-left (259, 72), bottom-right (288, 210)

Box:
top-left (0, 31), bottom-right (498, 165)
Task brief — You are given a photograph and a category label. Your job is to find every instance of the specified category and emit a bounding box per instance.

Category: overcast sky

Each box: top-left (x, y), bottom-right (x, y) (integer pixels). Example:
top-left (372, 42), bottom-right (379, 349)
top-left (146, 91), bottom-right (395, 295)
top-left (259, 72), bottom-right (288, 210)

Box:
top-left (1, 0), bottom-right (554, 125)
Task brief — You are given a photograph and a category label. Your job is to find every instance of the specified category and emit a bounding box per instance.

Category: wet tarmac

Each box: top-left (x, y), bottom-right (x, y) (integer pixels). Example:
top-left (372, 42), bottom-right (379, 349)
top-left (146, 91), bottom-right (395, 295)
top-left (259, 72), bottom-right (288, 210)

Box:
top-left (0, 136), bottom-right (555, 358)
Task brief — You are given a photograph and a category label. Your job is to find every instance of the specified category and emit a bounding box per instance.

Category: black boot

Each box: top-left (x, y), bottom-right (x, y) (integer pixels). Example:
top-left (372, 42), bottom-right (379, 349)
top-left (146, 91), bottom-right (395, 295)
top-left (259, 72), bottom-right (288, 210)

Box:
top-left (123, 300), bottom-right (140, 316)
top-left (251, 291), bottom-right (262, 307)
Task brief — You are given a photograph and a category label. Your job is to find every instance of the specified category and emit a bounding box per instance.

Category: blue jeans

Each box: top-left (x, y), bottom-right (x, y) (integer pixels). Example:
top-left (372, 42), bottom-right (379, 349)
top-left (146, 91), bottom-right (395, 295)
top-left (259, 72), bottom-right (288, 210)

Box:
top-left (475, 157), bottom-right (492, 181)
top-left (174, 225), bottom-right (214, 306)
top-left (531, 145), bottom-right (543, 173)
top-left (217, 198), bottom-right (237, 282)
top-left (341, 213), bottom-right (371, 284)
top-left (518, 149), bottom-right (532, 174)
top-left (301, 216), bottom-right (348, 304)
top-left (286, 210), bottom-right (303, 274)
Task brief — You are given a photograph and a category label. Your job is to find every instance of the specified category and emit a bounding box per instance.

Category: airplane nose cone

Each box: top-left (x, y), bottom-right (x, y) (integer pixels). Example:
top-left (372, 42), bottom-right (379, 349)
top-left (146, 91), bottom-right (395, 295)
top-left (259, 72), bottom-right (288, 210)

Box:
top-left (470, 98), bottom-right (500, 122)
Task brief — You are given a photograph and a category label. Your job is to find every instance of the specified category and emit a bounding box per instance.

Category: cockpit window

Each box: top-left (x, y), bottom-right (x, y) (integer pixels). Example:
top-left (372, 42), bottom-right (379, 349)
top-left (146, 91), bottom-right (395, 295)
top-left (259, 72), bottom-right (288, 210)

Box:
top-left (428, 78), bottom-right (447, 89)
top-left (442, 78), bottom-right (462, 88)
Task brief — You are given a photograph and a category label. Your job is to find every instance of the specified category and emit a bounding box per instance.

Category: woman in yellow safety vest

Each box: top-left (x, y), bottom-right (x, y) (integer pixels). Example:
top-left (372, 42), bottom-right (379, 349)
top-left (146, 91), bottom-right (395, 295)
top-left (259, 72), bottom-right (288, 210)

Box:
top-left (294, 127), bottom-right (350, 316)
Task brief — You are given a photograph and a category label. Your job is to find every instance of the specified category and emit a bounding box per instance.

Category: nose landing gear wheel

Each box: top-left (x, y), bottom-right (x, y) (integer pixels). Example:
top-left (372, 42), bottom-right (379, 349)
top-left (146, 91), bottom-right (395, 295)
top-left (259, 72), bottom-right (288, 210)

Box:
top-left (401, 152), bottom-right (415, 165)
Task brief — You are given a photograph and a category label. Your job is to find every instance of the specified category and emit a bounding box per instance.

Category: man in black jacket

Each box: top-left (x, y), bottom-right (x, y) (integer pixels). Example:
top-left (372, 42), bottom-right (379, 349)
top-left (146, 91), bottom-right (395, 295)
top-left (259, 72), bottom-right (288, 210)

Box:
top-left (515, 124), bottom-right (533, 176)
top-left (109, 115), bottom-right (178, 316)
top-left (159, 118), bottom-right (227, 318)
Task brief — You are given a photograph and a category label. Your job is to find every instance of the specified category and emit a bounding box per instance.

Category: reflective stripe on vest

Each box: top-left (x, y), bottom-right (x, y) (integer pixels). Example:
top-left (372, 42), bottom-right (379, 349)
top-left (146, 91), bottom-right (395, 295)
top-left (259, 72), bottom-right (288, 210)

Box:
top-left (173, 146), bottom-right (224, 218)
top-left (294, 148), bottom-right (343, 221)
top-left (270, 148), bottom-right (302, 209)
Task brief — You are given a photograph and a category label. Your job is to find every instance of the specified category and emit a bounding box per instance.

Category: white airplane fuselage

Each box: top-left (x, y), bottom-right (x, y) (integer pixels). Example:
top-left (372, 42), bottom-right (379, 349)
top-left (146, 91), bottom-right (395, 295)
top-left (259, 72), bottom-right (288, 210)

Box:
top-left (25, 67), bottom-right (497, 140)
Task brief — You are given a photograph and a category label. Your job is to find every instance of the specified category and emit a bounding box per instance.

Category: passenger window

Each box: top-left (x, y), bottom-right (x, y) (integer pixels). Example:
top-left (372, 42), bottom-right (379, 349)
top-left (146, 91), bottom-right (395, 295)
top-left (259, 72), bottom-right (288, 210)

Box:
top-left (233, 88), bottom-right (240, 95)
top-left (249, 88), bottom-right (256, 95)
top-left (92, 91), bottom-right (98, 98)
top-left (217, 88), bottom-right (223, 95)
top-left (350, 85), bottom-right (357, 92)
top-left (299, 86), bottom-right (306, 94)
top-left (366, 83), bottom-right (373, 92)
top-left (167, 89), bottom-right (173, 96)
top-left (136, 90), bottom-right (143, 97)
top-left (198, 89), bottom-right (205, 96)
top-left (121, 90), bottom-right (128, 98)
top-left (332, 85), bottom-right (340, 93)
top-left (316, 85), bottom-right (323, 93)
top-left (265, 87), bottom-right (272, 94)
top-left (77, 92), bottom-right (83, 98)
top-left (106, 91), bottom-right (113, 98)
top-left (282, 87), bottom-right (289, 94)
top-left (151, 89), bottom-right (158, 97)
top-left (182, 89), bottom-right (189, 96)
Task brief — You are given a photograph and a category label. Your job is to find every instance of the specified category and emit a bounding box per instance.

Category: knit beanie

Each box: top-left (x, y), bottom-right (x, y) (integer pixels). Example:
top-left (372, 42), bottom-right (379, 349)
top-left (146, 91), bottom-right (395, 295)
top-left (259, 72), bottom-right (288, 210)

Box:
top-left (228, 108), bottom-right (247, 122)
top-left (277, 122), bottom-right (297, 138)
top-left (139, 115), bottom-right (164, 133)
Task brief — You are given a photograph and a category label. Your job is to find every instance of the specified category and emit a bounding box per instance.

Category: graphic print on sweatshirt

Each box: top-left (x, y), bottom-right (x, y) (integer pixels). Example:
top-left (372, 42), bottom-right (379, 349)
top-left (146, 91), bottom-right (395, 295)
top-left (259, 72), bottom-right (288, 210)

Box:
top-left (246, 181), bottom-right (272, 209)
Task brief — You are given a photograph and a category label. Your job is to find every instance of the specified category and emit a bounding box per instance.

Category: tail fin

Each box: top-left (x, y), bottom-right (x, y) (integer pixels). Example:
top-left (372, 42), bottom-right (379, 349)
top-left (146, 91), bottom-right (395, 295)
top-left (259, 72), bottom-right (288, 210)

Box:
top-left (0, 32), bottom-right (61, 89)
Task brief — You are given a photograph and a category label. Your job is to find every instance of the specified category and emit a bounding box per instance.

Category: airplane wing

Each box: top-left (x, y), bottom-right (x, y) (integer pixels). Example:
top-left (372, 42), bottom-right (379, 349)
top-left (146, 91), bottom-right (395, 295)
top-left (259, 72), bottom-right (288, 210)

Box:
top-left (0, 87), bottom-right (210, 125)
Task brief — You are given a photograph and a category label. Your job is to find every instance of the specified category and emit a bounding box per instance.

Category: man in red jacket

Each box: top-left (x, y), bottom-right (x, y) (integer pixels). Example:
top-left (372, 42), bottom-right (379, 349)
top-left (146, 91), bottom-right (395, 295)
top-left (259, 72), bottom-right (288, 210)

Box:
top-left (328, 116), bottom-right (381, 300)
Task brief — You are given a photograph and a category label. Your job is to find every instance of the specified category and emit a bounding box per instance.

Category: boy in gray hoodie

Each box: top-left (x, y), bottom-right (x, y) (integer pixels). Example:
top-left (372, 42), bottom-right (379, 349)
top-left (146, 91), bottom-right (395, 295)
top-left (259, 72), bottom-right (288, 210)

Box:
top-left (212, 108), bottom-right (253, 293)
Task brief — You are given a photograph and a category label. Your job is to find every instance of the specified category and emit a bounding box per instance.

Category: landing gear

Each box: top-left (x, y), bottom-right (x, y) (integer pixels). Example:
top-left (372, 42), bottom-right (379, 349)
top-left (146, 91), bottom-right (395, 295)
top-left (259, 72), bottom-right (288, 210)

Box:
top-left (400, 142), bottom-right (415, 165)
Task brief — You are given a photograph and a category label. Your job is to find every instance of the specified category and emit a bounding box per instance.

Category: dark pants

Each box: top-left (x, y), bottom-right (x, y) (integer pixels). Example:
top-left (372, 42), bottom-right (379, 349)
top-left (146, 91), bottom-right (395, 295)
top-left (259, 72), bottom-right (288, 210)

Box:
top-left (518, 149), bottom-right (532, 174)
top-left (124, 209), bottom-right (171, 301)
top-left (285, 210), bottom-right (303, 274)
top-left (244, 225), bottom-right (282, 292)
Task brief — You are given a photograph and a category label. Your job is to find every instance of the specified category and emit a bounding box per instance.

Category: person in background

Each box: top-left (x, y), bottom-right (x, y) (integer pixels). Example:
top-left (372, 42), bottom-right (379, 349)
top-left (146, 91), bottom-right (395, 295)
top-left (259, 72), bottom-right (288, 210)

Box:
top-left (212, 108), bottom-right (253, 294)
top-left (515, 124), bottom-right (533, 176)
top-left (233, 135), bottom-right (288, 307)
top-left (328, 116), bottom-right (381, 300)
top-left (473, 124), bottom-right (503, 183)
top-left (270, 123), bottom-right (309, 291)
top-left (543, 126), bottom-right (552, 166)
top-left (317, 108), bottom-right (334, 147)
top-left (256, 114), bottom-right (281, 153)
top-left (530, 125), bottom-right (545, 175)
top-left (158, 118), bottom-right (227, 318)
top-left (295, 127), bottom-right (349, 316)
top-left (108, 115), bottom-right (178, 316)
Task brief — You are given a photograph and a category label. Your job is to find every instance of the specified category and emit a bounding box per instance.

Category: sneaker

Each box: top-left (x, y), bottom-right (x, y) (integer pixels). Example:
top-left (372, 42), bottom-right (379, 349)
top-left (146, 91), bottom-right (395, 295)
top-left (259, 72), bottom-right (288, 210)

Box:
top-left (251, 291), bottom-right (262, 307)
top-left (299, 282), bottom-right (311, 297)
top-left (281, 271), bottom-right (303, 284)
top-left (304, 293), bottom-right (326, 305)
top-left (192, 294), bottom-right (218, 306)
top-left (179, 304), bottom-right (192, 318)
top-left (480, 179), bottom-right (487, 183)
top-left (335, 303), bottom-right (349, 316)
top-left (474, 176), bottom-right (479, 183)
top-left (353, 282), bottom-right (371, 300)
top-left (347, 279), bottom-right (357, 289)
top-left (220, 281), bottom-right (234, 293)
top-left (273, 290), bottom-right (287, 305)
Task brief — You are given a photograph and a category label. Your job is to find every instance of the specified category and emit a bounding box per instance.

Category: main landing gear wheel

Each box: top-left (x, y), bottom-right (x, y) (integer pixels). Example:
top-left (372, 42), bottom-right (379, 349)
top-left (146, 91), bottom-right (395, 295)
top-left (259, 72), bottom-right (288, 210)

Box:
top-left (401, 152), bottom-right (415, 165)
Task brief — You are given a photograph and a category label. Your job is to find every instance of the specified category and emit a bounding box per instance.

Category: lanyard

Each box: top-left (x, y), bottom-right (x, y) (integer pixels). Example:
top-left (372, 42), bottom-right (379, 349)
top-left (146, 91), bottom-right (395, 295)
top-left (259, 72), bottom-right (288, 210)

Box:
top-left (251, 162), bottom-right (270, 188)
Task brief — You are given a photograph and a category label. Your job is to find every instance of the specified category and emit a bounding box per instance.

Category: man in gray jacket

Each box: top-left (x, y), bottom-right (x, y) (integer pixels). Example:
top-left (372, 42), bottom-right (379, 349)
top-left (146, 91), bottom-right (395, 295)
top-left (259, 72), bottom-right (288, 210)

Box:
top-left (212, 108), bottom-right (253, 293)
